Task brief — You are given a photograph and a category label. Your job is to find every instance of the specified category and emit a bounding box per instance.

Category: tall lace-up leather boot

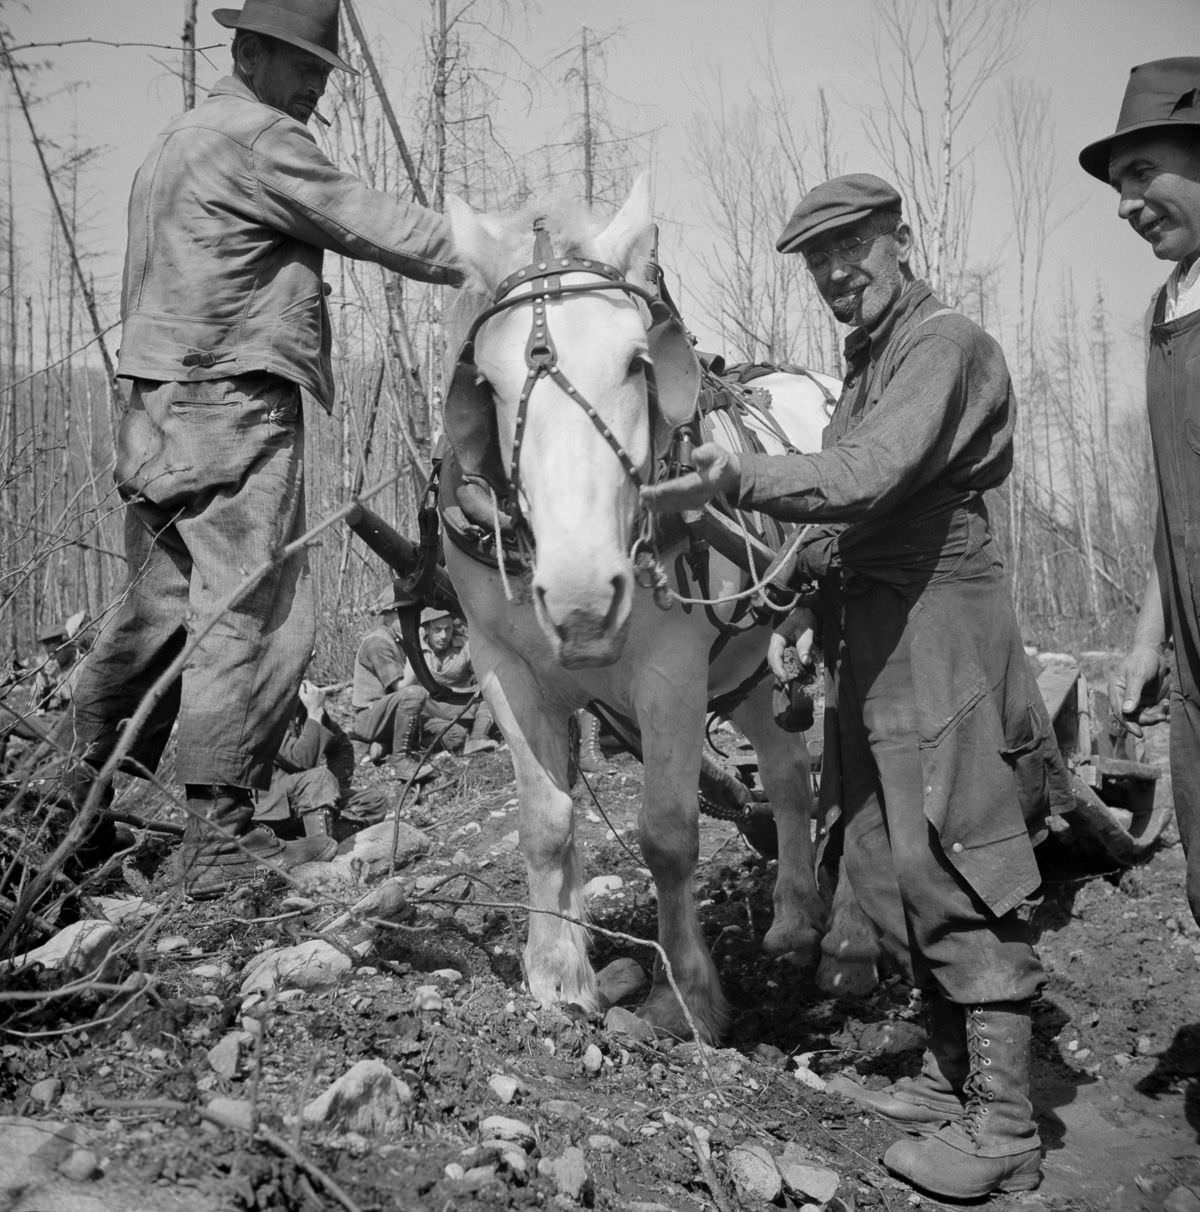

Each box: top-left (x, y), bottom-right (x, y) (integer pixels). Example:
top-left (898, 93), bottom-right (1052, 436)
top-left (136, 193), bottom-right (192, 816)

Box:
top-left (392, 714), bottom-right (433, 783)
top-left (883, 1001), bottom-right (1042, 1198)
top-left (180, 784), bottom-right (335, 900)
top-left (835, 994), bottom-right (968, 1134)
top-left (575, 709), bottom-right (607, 773)
top-left (463, 705), bottom-right (499, 756)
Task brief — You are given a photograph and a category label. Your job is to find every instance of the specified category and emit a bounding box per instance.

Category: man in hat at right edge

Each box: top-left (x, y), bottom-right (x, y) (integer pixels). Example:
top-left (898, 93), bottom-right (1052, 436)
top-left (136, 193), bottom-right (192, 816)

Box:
top-left (68, 0), bottom-right (463, 897)
top-left (1081, 58), bottom-right (1200, 930)
top-left (642, 172), bottom-right (1069, 1199)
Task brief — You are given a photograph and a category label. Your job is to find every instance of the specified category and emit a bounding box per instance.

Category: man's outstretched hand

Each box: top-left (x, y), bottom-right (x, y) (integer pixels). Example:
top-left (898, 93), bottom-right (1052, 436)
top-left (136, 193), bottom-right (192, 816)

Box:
top-left (640, 443), bottom-right (742, 514)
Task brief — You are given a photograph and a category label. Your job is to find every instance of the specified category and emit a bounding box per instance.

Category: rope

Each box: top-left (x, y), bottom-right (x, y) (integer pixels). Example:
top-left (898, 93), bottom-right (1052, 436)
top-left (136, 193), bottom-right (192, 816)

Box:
top-left (659, 519), bottom-right (811, 612)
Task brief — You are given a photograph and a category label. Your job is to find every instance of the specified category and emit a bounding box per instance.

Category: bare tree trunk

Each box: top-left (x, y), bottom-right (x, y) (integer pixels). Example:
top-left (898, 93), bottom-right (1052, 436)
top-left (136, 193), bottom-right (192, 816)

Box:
top-left (342, 0), bottom-right (428, 206)
top-left (580, 27), bottom-right (594, 206)
top-left (181, 0), bottom-right (197, 111)
top-left (0, 30), bottom-right (119, 419)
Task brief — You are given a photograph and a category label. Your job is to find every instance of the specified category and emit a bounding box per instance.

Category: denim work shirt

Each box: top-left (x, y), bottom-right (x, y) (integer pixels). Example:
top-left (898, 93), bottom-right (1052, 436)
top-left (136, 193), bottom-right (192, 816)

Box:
top-left (118, 75), bottom-right (461, 412)
top-left (738, 281), bottom-right (1065, 916)
top-left (736, 281), bottom-right (1014, 582)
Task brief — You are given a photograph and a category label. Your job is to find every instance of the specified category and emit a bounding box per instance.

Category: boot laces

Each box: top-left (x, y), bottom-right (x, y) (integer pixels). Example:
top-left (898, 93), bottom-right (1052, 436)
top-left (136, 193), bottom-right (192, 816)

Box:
top-left (961, 1005), bottom-right (996, 1140)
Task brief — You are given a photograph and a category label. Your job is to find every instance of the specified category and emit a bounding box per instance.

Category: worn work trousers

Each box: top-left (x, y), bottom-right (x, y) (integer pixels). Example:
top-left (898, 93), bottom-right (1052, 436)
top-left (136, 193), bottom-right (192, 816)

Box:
top-left (834, 579), bottom-right (1044, 1005)
top-left (71, 374), bottom-right (314, 790)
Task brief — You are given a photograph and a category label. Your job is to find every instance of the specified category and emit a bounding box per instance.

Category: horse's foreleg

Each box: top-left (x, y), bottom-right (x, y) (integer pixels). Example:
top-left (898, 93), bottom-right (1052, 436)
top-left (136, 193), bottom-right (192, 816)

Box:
top-left (734, 685), bottom-right (824, 967)
top-left (636, 720), bottom-right (728, 1044)
top-left (478, 669), bottom-right (598, 1014)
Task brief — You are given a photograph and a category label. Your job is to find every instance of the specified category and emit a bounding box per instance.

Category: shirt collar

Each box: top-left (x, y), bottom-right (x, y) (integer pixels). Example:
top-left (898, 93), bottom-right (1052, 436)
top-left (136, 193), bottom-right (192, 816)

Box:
top-left (1165, 256), bottom-right (1200, 323)
top-left (843, 279), bottom-right (934, 365)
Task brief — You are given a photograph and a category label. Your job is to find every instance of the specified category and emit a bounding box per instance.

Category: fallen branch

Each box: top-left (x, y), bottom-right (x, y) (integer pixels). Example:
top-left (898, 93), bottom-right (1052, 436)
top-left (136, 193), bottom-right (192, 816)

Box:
top-left (89, 1096), bottom-right (365, 1212)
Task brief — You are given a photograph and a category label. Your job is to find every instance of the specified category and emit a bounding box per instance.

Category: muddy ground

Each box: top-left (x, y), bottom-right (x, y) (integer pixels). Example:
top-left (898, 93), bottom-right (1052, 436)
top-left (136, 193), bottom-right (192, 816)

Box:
top-left (1, 698), bottom-right (1198, 1212)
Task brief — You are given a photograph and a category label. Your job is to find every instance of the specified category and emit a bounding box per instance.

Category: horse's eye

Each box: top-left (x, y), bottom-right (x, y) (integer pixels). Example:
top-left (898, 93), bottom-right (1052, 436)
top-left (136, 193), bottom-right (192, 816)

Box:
top-left (628, 352), bottom-right (650, 378)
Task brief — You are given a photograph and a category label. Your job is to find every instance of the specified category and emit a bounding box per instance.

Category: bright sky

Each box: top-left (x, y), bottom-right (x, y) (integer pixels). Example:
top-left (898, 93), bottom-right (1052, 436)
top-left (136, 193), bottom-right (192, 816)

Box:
top-left (2, 0), bottom-right (1195, 405)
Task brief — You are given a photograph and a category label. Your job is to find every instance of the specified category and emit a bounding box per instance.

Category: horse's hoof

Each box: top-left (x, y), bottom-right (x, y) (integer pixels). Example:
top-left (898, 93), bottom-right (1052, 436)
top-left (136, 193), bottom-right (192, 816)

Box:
top-left (762, 923), bottom-right (821, 967)
top-left (637, 990), bottom-right (724, 1045)
top-left (816, 954), bottom-right (879, 998)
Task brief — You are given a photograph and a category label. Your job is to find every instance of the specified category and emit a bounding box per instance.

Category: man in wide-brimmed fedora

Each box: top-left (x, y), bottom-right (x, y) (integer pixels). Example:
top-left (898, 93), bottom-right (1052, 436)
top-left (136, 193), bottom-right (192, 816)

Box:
top-left (1081, 58), bottom-right (1200, 930)
top-left (69, 0), bottom-right (464, 898)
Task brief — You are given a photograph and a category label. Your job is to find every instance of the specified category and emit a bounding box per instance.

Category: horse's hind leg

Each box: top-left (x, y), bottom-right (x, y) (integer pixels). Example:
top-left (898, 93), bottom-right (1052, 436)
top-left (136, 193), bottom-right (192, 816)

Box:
top-left (816, 848), bottom-right (882, 996)
top-left (734, 686), bottom-right (824, 967)
top-left (636, 717), bottom-right (728, 1044)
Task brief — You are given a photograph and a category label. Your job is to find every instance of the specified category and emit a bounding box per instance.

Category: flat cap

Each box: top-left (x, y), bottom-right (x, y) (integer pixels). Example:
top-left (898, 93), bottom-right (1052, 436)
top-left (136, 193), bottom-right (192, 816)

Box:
top-left (420, 606), bottom-right (454, 626)
top-left (776, 173), bottom-right (903, 254)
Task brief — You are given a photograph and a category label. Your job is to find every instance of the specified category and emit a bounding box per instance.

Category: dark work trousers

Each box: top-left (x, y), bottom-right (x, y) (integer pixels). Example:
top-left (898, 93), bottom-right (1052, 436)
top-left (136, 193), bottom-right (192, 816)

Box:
top-left (71, 374), bottom-right (314, 791)
top-left (833, 576), bottom-right (1044, 1005)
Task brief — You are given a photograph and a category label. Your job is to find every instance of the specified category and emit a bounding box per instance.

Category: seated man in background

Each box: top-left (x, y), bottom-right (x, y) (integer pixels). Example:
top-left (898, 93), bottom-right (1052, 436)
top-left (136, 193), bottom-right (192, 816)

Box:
top-left (398, 607), bottom-right (498, 758)
top-left (0, 621), bottom-right (86, 770)
top-left (352, 589), bottom-right (434, 781)
top-left (256, 679), bottom-right (388, 843)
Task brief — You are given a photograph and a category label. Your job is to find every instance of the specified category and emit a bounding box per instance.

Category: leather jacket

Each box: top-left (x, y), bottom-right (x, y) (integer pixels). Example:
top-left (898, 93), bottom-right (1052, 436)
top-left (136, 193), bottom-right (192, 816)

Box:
top-left (118, 75), bottom-right (461, 411)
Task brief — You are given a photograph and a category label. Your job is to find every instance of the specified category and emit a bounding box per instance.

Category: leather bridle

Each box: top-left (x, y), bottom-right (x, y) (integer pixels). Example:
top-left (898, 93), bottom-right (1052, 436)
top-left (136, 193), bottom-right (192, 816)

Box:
top-left (453, 218), bottom-right (675, 519)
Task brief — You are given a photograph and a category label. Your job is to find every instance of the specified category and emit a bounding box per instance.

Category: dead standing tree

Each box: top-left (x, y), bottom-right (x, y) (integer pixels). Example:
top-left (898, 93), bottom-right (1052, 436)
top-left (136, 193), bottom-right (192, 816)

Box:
top-left (862, 0), bottom-right (1028, 300)
top-left (683, 50), bottom-right (842, 373)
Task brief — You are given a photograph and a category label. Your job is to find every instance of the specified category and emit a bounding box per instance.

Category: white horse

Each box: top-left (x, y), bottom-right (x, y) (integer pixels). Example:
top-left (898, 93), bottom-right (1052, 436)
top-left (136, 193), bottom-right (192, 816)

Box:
top-left (439, 176), bottom-right (868, 1041)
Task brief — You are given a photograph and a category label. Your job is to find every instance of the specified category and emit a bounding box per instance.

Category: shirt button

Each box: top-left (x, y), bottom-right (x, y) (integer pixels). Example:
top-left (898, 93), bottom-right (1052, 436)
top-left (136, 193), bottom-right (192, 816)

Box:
top-left (951, 842), bottom-right (964, 854)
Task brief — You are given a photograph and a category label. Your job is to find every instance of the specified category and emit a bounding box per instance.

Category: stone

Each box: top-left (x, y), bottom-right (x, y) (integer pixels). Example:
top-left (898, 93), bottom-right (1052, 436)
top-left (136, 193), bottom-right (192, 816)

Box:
top-left (604, 1006), bottom-right (656, 1042)
top-left (1166, 1188), bottom-right (1200, 1212)
top-left (540, 1145), bottom-right (591, 1201)
top-left (155, 935), bottom-right (192, 955)
top-left (0, 1117), bottom-right (85, 1206)
top-left (5, 921), bottom-right (117, 980)
top-left (583, 874), bottom-right (623, 900)
top-left (57, 1146), bottom-right (100, 1182)
top-left (204, 1097), bottom-right (255, 1133)
top-left (478, 1115), bottom-right (535, 1147)
top-left (302, 1059), bottom-right (412, 1135)
top-left (727, 1143), bottom-right (782, 1203)
top-left (488, 1074), bottom-right (521, 1104)
top-left (857, 1018), bottom-right (926, 1055)
top-left (596, 956), bottom-right (646, 1007)
top-left (414, 985), bottom-right (444, 1011)
top-left (240, 939), bottom-right (355, 996)
top-left (93, 895), bottom-right (155, 925)
top-left (541, 1098), bottom-right (585, 1122)
top-left (778, 1143), bottom-right (840, 1203)
top-left (587, 1133), bottom-right (619, 1153)
top-left (294, 819), bottom-right (430, 888)
top-left (29, 1077), bottom-right (63, 1107)
top-left (206, 1031), bottom-right (248, 1080)
top-left (582, 1043), bottom-right (604, 1074)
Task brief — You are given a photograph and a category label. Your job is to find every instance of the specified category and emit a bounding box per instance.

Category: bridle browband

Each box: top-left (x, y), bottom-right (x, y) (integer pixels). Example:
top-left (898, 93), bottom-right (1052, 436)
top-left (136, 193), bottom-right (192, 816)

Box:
top-left (454, 217), bottom-right (675, 521)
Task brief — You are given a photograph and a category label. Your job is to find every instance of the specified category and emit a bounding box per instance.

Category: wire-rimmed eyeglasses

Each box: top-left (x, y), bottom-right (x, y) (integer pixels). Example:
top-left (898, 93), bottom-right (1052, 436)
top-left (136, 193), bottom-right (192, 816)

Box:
top-left (803, 227), bottom-right (896, 274)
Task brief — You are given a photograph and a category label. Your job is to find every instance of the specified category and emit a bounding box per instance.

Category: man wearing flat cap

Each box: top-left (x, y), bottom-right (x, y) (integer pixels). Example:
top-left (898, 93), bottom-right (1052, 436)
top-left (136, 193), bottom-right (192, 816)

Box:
top-left (1081, 58), bottom-right (1200, 934)
top-left (644, 172), bottom-right (1064, 1200)
top-left (69, 0), bottom-right (464, 898)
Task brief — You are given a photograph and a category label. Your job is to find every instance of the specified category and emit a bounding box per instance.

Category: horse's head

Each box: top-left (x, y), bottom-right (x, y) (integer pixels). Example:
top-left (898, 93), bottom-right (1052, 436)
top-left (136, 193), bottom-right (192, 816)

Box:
top-left (444, 176), bottom-right (698, 668)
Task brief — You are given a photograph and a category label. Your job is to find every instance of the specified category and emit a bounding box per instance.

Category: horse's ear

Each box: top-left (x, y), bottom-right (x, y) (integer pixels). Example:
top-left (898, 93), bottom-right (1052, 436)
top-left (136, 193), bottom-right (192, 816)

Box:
top-left (446, 195), bottom-right (509, 293)
top-left (593, 173), bottom-right (655, 280)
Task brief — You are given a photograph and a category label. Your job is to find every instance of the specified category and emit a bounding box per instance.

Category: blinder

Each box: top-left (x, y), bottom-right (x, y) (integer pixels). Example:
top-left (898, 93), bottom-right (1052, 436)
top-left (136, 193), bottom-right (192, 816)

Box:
top-left (443, 337), bottom-right (507, 504)
top-left (646, 307), bottom-right (701, 451)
